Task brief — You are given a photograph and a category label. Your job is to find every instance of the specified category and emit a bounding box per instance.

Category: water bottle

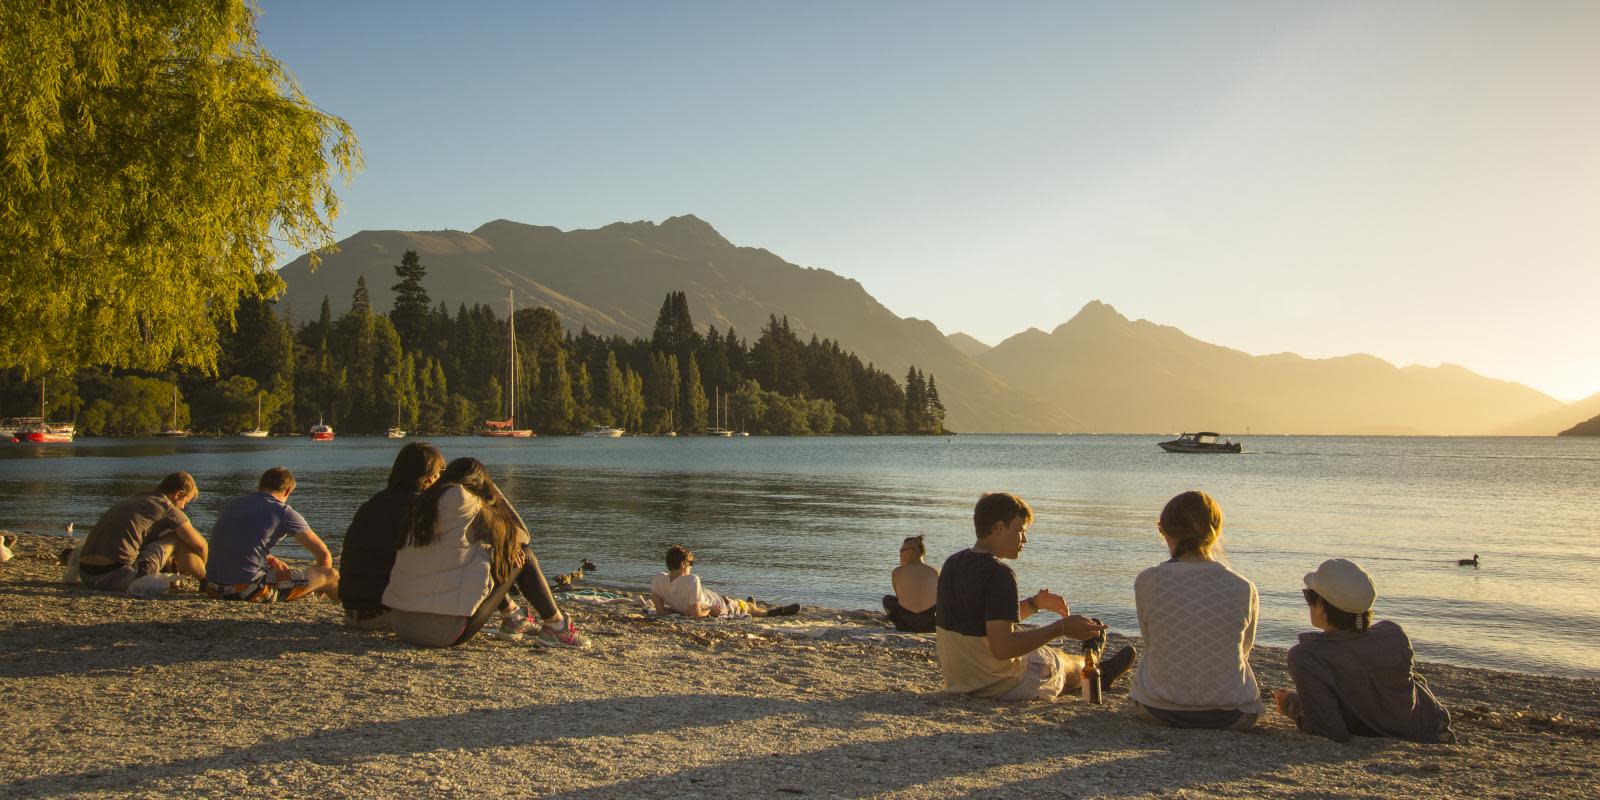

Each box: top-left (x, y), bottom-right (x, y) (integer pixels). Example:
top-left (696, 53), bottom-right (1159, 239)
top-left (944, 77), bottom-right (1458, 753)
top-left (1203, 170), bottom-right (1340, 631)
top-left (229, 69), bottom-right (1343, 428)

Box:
top-left (1080, 624), bottom-right (1106, 704)
top-left (60, 522), bottom-right (82, 583)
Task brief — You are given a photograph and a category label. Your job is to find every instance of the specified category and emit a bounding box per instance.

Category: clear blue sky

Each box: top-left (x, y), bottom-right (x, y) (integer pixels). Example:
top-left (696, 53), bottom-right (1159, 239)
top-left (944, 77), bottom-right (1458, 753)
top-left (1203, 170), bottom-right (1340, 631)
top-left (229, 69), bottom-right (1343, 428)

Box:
top-left (259, 1), bottom-right (1600, 402)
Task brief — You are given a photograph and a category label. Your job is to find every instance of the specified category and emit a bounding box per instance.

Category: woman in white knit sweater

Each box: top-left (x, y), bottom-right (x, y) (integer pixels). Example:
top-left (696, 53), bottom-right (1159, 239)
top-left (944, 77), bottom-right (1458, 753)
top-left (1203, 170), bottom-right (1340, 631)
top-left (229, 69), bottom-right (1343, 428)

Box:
top-left (1129, 490), bottom-right (1264, 730)
top-left (384, 457), bottom-right (589, 649)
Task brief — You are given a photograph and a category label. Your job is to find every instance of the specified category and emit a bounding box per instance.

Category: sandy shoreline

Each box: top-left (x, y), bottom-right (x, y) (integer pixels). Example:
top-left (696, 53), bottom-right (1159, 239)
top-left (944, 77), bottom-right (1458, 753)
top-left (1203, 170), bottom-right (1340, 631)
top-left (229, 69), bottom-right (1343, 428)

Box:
top-left (2, 531), bottom-right (1597, 799)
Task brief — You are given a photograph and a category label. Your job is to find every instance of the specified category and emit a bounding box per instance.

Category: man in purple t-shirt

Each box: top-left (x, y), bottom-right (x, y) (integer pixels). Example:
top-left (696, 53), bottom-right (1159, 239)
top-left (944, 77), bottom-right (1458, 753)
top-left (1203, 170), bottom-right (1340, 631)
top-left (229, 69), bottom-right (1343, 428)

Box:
top-left (203, 467), bottom-right (338, 602)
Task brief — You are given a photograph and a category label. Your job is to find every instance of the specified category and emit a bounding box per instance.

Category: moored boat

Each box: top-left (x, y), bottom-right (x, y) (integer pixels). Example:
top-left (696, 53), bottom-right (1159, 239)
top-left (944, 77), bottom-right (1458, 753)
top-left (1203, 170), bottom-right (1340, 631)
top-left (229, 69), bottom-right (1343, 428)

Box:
top-left (13, 418), bottom-right (75, 444)
top-left (478, 290), bottom-right (534, 438)
top-left (240, 393), bottom-right (269, 437)
top-left (310, 421), bottom-right (335, 441)
top-left (387, 395), bottom-right (406, 438)
top-left (12, 380), bottom-right (73, 443)
top-left (1157, 431), bottom-right (1242, 454)
top-left (582, 425), bottom-right (624, 438)
top-left (154, 385), bottom-right (189, 437)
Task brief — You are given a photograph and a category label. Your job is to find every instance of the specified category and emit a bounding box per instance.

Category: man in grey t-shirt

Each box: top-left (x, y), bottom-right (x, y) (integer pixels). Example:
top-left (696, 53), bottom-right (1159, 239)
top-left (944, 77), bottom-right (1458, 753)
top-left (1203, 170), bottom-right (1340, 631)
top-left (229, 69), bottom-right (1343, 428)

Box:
top-left (78, 472), bottom-right (208, 592)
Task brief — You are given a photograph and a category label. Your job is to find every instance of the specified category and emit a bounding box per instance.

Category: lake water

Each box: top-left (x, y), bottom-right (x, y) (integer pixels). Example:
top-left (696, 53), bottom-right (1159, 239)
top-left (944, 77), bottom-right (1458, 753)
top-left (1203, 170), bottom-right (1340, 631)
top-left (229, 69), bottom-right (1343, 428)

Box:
top-left (3, 434), bottom-right (1597, 678)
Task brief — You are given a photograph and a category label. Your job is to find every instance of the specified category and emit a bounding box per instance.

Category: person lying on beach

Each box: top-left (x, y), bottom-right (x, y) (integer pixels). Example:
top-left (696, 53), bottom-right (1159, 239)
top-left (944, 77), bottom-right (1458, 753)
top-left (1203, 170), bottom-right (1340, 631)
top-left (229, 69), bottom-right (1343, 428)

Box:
top-left (202, 467), bottom-right (339, 603)
top-left (883, 535), bottom-right (938, 633)
top-left (77, 472), bottom-right (209, 591)
top-left (1273, 558), bottom-right (1455, 743)
top-left (1129, 490), bottom-right (1264, 730)
top-left (383, 457), bottom-right (591, 648)
top-left (338, 442), bottom-right (445, 630)
top-left (936, 492), bottom-right (1134, 701)
top-left (650, 545), bottom-right (800, 618)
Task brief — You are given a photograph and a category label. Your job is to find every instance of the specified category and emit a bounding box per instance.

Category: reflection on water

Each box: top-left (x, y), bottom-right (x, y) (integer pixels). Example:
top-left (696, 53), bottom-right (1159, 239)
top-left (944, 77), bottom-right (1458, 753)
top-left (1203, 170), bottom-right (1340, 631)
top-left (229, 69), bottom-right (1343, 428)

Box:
top-left (3, 434), bottom-right (1597, 678)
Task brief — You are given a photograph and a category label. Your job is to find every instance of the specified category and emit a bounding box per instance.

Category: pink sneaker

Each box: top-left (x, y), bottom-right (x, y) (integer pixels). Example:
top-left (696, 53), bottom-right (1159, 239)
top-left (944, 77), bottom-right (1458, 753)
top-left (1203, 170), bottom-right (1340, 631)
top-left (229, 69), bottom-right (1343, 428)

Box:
top-left (535, 616), bottom-right (592, 649)
top-left (488, 609), bottom-right (538, 641)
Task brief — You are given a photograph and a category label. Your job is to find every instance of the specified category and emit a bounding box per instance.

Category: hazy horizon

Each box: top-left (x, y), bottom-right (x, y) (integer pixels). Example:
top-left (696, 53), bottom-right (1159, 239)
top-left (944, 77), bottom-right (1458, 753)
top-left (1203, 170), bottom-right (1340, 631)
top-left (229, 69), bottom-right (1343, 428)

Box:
top-left (258, 1), bottom-right (1600, 402)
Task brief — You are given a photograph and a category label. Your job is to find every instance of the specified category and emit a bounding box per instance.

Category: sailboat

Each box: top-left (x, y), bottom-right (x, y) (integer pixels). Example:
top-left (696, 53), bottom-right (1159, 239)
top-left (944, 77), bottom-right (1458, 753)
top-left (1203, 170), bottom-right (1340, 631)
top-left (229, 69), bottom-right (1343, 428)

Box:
top-left (155, 385), bottom-right (189, 437)
top-left (479, 289), bottom-right (534, 438)
top-left (387, 396), bottom-right (407, 439)
top-left (240, 393), bottom-right (269, 438)
top-left (12, 379), bottom-right (74, 443)
top-left (709, 386), bottom-right (733, 436)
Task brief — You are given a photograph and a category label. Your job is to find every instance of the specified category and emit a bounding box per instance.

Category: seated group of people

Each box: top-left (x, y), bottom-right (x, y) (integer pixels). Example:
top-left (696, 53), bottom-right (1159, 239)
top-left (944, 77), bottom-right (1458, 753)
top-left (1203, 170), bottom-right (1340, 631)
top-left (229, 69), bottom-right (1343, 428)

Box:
top-left (883, 491), bottom-right (1456, 744)
top-left (75, 467), bottom-right (336, 602)
top-left (77, 444), bottom-right (588, 649)
top-left (70, 447), bottom-right (1453, 744)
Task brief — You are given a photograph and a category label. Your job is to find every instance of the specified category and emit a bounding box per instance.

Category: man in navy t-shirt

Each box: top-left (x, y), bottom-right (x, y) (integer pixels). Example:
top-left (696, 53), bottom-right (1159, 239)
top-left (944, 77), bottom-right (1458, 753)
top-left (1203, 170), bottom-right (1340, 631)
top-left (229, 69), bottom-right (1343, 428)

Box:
top-left (203, 467), bottom-right (338, 602)
top-left (936, 492), bottom-right (1133, 700)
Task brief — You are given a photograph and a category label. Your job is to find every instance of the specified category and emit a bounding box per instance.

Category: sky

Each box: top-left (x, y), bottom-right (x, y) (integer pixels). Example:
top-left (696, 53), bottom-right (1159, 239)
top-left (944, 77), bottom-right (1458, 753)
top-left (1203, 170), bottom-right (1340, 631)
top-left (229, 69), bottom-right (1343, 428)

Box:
top-left (258, 1), bottom-right (1600, 402)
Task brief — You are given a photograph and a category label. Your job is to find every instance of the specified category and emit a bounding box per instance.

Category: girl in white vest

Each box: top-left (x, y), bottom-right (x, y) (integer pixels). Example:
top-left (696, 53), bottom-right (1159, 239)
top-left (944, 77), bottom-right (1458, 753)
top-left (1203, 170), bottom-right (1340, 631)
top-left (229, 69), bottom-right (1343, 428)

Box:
top-left (384, 457), bottom-right (590, 649)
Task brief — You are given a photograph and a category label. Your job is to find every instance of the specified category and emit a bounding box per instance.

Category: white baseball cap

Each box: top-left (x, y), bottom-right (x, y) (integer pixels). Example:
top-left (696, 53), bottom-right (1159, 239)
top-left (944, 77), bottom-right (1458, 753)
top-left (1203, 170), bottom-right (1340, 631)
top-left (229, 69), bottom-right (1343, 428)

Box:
top-left (1303, 558), bottom-right (1376, 614)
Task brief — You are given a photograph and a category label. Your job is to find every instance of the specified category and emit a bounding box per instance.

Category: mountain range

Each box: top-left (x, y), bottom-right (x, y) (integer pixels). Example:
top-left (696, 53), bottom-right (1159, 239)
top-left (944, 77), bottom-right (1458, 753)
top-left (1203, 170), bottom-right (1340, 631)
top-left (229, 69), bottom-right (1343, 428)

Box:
top-left (277, 215), bottom-right (1592, 435)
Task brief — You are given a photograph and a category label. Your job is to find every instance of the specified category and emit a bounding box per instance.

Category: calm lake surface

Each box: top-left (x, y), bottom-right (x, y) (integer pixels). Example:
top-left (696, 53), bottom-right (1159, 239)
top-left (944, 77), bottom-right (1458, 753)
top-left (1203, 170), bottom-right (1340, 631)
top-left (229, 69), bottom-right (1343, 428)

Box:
top-left (3, 434), bottom-right (1597, 678)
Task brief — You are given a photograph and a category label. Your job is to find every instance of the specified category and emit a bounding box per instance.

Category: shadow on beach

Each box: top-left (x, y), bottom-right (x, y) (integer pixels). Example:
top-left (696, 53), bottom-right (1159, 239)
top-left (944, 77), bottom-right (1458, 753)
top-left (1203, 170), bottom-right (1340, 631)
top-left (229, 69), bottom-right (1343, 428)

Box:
top-left (2, 685), bottom-right (1376, 799)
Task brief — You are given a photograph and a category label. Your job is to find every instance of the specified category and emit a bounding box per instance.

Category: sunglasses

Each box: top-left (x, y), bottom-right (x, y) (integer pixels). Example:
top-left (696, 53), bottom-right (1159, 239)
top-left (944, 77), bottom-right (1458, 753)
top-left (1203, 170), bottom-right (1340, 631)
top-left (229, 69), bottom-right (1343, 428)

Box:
top-left (1301, 588), bottom-right (1320, 606)
top-left (684, 559), bottom-right (695, 566)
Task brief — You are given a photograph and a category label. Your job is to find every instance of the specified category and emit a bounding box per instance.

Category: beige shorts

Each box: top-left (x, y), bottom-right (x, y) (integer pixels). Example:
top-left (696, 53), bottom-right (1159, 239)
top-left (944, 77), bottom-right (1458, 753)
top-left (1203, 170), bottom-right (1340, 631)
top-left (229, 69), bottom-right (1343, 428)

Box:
top-left (999, 646), bottom-right (1080, 701)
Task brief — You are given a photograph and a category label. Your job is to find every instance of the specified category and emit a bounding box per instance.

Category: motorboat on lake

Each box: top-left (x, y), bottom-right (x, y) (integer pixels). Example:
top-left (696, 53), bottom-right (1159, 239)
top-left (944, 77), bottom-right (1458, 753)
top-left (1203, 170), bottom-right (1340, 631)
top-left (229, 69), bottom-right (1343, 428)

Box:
top-left (1157, 432), bottom-right (1242, 454)
top-left (310, 421), bottom-right (335, 441)
top-left (582, 426), bottom-right (624, 438)
top-left (12, 380), bottom-right (74, 443)
top-left (12, 417), bottom-right (74, 444)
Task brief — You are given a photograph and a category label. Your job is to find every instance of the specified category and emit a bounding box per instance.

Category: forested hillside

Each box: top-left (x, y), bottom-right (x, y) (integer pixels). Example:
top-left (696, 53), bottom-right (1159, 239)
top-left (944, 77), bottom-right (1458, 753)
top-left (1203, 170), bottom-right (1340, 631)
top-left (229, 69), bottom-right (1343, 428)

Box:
top-left (0, 252), bottom-right (946, 437)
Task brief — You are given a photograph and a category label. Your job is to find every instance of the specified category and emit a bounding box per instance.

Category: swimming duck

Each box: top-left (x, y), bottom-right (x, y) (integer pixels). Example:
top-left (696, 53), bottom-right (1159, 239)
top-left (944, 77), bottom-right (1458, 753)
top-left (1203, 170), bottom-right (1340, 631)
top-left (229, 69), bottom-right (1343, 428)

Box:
top-left (1457, 553), bottom-right (1480, 567)
top-left (552, 559), bottom-right (598, 592)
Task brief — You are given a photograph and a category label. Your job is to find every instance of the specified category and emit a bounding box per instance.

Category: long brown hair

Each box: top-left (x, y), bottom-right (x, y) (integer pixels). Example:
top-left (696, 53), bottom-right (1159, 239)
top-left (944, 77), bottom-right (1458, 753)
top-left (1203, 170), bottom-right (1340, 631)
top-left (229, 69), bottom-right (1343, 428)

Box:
top-left (405, 457), bottom-right (524, 583)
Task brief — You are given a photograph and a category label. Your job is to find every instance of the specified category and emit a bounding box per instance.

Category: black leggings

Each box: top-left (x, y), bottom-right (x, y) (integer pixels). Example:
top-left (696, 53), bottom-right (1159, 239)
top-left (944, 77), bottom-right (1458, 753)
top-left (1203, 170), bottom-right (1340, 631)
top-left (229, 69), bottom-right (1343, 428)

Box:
top-left (451, 544), bottom-right (561, 647)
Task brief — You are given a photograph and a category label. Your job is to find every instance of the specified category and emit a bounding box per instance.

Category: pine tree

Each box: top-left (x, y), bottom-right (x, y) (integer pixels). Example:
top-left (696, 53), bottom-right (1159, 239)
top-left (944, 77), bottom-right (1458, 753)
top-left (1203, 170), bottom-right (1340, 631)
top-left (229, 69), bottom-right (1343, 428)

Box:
top-left (685, 354), bottom-right (708, 433)
top-left (926, 374), bottom-right (946, 433)
top-left (390, 249), bottom-right (432, 351)
top-left (605, 352), bottom-right (625, 426)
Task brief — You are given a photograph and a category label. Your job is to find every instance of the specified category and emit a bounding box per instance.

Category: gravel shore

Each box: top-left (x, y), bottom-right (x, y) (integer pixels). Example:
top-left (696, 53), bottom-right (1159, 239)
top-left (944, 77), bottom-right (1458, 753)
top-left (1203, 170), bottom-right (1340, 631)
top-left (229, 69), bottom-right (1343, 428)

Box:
top-left (2, 531), bottom-right (1596, 799)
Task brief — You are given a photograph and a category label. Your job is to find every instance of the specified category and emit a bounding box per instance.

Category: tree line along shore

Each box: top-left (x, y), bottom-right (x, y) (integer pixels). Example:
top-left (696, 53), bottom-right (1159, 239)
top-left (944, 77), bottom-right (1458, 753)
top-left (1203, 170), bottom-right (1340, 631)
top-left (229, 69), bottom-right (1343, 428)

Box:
top-left (1, 257), bottom-right (950, 439)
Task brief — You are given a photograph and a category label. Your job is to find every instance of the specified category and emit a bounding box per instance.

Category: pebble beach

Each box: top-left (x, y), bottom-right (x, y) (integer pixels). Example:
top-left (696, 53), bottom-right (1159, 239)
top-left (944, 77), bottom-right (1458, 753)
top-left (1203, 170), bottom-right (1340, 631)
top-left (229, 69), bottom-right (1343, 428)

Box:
top-left (2, 531), bottom-right (1597, 799)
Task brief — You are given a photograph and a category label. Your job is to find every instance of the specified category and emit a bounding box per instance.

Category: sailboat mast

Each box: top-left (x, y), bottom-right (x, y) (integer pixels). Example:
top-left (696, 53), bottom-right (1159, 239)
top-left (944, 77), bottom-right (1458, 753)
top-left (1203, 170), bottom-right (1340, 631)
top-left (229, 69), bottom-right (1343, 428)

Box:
top-left (507, 289), bottom-right (516, 427)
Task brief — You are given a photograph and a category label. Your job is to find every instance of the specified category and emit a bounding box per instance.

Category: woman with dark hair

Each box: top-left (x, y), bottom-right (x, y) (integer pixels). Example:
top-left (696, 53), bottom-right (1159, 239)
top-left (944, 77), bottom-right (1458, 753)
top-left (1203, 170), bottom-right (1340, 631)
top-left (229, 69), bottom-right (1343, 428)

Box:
top-left (340, 442), bottom-right (445, 629)
top-left (383, 457), bottom-right (590, 649)
top-left (1128, 490), bottom-right (1264, 730)
top-left (1273, 559), bottom-right (1454, 743)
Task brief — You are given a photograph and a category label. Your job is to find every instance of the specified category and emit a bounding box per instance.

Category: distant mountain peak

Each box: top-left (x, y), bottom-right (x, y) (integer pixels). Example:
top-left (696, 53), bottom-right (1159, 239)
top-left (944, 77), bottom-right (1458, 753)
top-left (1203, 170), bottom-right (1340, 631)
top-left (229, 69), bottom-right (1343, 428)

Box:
top-left (659, 213), bottom-right (730, 244)
top-left (946, 331), bottom-right (992, 358)
top-left (1054, 300), bottom-right (1128, 333)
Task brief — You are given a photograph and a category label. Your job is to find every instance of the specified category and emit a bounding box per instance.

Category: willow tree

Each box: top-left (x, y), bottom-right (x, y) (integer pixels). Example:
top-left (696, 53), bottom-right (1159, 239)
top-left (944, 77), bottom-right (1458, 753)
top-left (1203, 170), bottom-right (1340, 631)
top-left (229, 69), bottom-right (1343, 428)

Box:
top-left (0, 1), bottom-right (360, 376)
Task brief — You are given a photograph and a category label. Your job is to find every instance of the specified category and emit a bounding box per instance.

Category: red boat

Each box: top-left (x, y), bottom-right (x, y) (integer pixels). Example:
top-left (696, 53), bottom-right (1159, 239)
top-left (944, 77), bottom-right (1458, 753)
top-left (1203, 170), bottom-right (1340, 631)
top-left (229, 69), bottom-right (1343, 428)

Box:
top-left (310, 421), bottom-right (335, 441)
top-left (479, 419), bottom-right (533, 438)
top-left (477, 290), bottom-right (535, 438)
top-left (12, 417), bottom-right (75, 444)
top-left (10, 380), bottom-right (74, 444)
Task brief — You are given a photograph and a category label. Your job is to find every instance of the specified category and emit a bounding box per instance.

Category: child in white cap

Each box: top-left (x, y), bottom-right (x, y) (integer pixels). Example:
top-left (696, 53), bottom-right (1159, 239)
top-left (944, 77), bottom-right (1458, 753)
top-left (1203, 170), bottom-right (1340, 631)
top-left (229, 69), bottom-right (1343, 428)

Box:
top-left (1273, 558), bottom-right (1454, 743)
